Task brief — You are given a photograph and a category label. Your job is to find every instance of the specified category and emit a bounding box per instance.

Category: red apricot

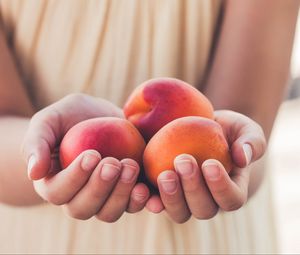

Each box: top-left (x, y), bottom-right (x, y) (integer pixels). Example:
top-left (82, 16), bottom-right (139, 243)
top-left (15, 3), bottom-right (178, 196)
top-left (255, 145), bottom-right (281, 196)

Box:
top-left (123, 78), bottom-right (214, 141)
top-left (59, 117), bottom-right (146, 169)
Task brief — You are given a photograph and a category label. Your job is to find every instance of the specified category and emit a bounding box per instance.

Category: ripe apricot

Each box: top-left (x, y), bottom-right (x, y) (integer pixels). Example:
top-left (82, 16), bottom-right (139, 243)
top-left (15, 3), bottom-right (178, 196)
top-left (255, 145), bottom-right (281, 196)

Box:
top-left (143, 116), bottom-right (232, 187)
top-left (123, 78), bottom-right (214, 141)
top-left (59, 117), bottom-right (146, 169)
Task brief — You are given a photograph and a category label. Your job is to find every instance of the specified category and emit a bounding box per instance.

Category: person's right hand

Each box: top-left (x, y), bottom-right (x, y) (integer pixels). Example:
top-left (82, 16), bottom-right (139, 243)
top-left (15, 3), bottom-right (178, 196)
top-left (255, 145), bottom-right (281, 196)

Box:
top-left (22, 93), bottom-right (150, 222)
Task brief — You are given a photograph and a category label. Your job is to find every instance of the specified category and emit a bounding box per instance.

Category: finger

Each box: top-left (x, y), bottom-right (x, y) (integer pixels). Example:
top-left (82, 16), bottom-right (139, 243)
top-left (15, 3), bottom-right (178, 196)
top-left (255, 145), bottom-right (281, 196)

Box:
top-left (96, 159), bottom-right (140, 222)
top-left (34, 150), bottom-right (101, 205)
top-left (202, 159), bottom-right (250, 211)
top-left (231, 134), bottom-right (265, 168)
top-left (145, 195), bottom-right (164, 214)
top-left (157, 171), bottom-right (191, 223)
top-left (214, 110), bottom-right (266, 168)
top-left (63, 157), bottom-right (121, 220)
top-left (174, 154), bottom-right (218, 219)
top-left (127, 183), bottom-right (150, 213)
top-left (22, 110), bottom-right (62, 180)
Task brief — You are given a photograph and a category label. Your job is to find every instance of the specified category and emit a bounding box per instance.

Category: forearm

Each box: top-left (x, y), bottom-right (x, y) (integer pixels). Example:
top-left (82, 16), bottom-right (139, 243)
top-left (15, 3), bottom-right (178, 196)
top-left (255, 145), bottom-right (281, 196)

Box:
top-left (0, 24), bottom-right (42, 205)
top-left (0, 25), bottom-right (34, 116)
top-left (203, 0), bottom-right (299, 197)
top-left (0, 116), bottom-right (43, 206)
top-left (204, 0), bottom-right (299, 140)
top-left (0, 22), bottom-right (126, 206)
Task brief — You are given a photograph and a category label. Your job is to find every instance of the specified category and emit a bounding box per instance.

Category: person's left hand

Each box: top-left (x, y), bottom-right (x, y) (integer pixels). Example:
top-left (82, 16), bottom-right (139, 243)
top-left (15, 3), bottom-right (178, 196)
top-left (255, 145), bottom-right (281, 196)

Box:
top-left (145, 110), bottom-right (267, 223)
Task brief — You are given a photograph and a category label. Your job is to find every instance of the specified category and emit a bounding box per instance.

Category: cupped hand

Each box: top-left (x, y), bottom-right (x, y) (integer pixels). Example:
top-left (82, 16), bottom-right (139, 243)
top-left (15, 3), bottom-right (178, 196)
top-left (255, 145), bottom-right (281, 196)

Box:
top-left (146, 110), bottom-right (267, 223)
top-left (22, 94), bottom-right (150, 221)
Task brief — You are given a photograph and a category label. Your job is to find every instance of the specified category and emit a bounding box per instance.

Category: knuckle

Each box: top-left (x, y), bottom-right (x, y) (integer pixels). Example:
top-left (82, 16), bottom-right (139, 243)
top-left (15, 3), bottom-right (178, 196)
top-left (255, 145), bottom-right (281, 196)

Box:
top-left (64, 93), bottom-right (86, 103)
top-left (96, 212), bottom-right (122, 223)
top-left (173, 213), bottom-right (191, 224)
top-left (87, 180), bottom-right (119, 202)
top-left (37, 182), bottom-right (66, 205)
top-left (113, 188), bottom-right (131, 200)
top-left (64, 207), bottom-right (91, 220)
top-left (31, 108), bottom-right (51, 123)
top-left (163, 197), bottom-right (181, 206)
top-left (33, 182), bottom-right (54, 204)
top-left (194, 207), bottom-right (219, 220)
top-left (44, 191), bottom-right (65, 205)
top-left (30, 108), bottom-right (61, 137)
top-left (88, 186), bottom-right (110, 202)
top-left (88, 185), bottom-right (102, 199)
top-left (182, 183), bottom-right (200, 195)
top-left (65, 172), bottom-right (84, 187)
top-left (127, 205), bottom-right (141, 214)
top-left (223, 199), bottom-right (245, 212)
top-left (213, 185), bottom-right (230, 197)
top-left (30, 111), bottom-right (42, 122)
top-left (126, 209), bottom-right (135, 214)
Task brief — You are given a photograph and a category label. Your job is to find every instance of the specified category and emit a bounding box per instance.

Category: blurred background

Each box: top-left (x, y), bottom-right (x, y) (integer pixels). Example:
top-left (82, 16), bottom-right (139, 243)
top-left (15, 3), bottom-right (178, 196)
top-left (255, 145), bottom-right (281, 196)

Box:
top-left (269, 9), bottom-right (300, 254)
top-left (0, 2), bottom-right (298, 254)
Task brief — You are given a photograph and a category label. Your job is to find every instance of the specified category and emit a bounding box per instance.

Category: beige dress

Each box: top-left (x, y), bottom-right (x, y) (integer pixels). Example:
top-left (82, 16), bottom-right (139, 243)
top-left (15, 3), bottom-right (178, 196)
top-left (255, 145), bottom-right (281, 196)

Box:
top-left (0, 1), bottom-right (277, 253)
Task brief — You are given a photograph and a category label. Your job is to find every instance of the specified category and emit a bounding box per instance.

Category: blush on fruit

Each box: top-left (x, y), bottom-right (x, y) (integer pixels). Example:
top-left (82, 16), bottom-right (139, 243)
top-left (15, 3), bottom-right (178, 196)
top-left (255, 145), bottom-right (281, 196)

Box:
top-left (123, 77), bottom-right (214, 141)
top-left (59, 117), bottom-right (146, 169)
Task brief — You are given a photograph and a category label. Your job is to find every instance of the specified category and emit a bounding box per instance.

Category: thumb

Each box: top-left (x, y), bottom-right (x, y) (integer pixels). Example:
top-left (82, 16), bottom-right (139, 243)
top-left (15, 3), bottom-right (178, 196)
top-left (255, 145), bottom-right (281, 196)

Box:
top-left (231, 125), bottom-right (267, 168)
top-left (214, 110), bottom-right (267, 168)
top-left (22, 112), bottom-right (61, 180)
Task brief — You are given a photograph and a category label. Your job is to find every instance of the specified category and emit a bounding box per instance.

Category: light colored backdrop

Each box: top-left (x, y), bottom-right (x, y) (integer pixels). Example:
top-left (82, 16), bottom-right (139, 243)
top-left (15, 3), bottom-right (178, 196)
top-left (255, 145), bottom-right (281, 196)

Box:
top-left (269, 10), bottom-right (300, 254)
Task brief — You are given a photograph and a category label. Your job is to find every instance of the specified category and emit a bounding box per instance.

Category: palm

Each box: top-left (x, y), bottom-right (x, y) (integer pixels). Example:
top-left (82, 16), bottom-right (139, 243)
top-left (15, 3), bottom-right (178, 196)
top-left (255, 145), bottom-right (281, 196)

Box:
top-left (23, 94), bottom-right (123, 179)
top-left (24, 94), bottom-right (150, 221)
top-left (145, 110), bottom-right (267, 220)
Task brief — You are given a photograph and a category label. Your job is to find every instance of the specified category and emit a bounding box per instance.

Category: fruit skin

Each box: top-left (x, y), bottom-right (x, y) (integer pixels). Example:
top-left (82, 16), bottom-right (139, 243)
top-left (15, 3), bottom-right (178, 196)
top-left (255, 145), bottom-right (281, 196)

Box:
top-left (143, 116), bottom-right (233, 187)
top-left (123, 78), bottom-right (214, 141)
top-left (59, 117), bottom-right (146, 169)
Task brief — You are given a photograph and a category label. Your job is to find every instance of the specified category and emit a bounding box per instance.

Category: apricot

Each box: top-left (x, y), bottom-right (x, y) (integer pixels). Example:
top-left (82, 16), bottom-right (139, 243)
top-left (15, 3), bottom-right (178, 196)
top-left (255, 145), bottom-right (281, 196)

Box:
top-left (123, 78), bottom-right (214, 141)
top-left (143, 116), bottom-right (233, 187)
top-left (59, 117), bottom-right (146, 169)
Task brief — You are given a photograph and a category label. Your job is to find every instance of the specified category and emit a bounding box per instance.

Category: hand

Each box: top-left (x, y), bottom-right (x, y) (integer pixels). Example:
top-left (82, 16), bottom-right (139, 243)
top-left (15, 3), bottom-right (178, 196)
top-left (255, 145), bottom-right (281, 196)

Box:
top-left (146, 110), bottom-right (267, 223)
top-left (22, 93), bottom-right (150, 221)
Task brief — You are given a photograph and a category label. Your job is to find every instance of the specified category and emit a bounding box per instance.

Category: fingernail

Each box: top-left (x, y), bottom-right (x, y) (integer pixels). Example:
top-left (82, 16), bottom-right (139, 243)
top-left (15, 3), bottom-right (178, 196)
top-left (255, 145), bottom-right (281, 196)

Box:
top-left (100, 163), bottom-right (120, 181)
top-left (175, 159), bottom-right (194, 177)
top-left (202, 162), bottom-right (220, 181)
top-left (243, 143), bottom-right (252, 165)
top-left (27, 155), bottom-right (36, 176)
top-left (160, 179), bottom-right (177, 194)
top-left (81, 153), bottom-right (100, 171)
top-left (120, 164), bottom-right (137, 183)
top-left (132, 193), bottom-right (147, 202)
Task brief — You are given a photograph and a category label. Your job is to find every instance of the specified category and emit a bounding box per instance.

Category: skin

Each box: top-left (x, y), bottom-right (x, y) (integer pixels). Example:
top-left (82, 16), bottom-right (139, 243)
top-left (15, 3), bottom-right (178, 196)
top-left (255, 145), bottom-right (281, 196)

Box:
top-left (0, 0), bottom-right (299, 223)
top-left (154, 111), bottom-right (266, 222)
top-left (23, 94), bottom-right (151, 219)
top-left (146, 0), bottom-right (300, 222)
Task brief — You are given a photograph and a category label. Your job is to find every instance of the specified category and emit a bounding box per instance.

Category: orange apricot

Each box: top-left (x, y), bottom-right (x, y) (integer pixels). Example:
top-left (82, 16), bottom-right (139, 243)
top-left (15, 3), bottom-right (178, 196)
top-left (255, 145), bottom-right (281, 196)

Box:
top-left (143, 116), bottom-right (233, 187)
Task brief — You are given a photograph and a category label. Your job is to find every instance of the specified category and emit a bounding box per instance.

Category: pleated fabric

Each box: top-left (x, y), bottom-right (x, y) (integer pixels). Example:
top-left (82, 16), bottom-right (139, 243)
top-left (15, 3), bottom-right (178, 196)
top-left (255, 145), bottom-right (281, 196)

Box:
top-left (0, 1), bottom-right (277, 253)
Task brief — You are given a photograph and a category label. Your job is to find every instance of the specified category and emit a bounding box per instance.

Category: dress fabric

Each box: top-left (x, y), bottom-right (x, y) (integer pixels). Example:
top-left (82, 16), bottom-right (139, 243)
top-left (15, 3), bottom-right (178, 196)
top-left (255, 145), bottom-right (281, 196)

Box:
top-left (0, 0), bottom-right (277, 254)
